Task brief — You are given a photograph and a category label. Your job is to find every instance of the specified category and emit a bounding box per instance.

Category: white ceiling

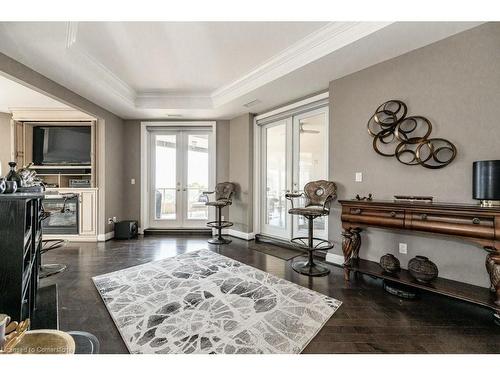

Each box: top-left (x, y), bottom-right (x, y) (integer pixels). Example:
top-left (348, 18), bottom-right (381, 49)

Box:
top-left (0, 21), bottom-right (483, 120)
top-left (0, 74), bottom-right (69, 113)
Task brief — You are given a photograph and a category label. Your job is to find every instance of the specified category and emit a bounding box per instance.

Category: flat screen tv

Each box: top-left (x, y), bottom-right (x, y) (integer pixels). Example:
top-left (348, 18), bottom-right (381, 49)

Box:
top-left (33, 126), bottom-right (91, 165)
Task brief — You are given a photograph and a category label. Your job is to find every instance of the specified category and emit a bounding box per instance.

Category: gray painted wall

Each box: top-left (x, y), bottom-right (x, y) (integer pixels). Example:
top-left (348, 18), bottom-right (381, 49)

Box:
top-left (0, 52), bottom-right (125, 235)
top-left (104, 116), bottom-right (125, 233)
top-left (229, 114), bottom-right (254, 233)
top-left (0, 112), bottom-right (12, 176)
top-left (328, 23), bottom-right (500, 288)
top-left (122, 120), bottom-right (231, 228)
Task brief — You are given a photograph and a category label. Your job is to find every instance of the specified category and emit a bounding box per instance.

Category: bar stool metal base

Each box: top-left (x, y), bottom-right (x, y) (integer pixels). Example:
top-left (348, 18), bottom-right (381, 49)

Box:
top-left (289, 216), bottom-right (333, 277)
top-left (208, 237), bottom-right (232, 245)
top-left (292, 258), bottom-right (330, 276)
top-left (206, 205), bottom-right (233, 246)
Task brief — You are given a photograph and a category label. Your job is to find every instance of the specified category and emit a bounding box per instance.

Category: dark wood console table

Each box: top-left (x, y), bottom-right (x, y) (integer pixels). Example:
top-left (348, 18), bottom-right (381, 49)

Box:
top-left (339, 199), bottom-right (500, 318)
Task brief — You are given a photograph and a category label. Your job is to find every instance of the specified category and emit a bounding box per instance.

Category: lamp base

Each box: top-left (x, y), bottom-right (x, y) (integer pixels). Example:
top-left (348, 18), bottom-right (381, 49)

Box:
top-left (480, 200), bottom-right (500, 207)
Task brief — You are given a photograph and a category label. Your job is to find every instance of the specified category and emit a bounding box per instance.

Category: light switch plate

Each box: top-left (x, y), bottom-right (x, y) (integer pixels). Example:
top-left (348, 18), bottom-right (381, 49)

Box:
top-left (399, 243), bottom-right (408, 254)
top-left (131, 178), bottom-right (136, 185)
top-left (355, 172), bottom-right (363, 182)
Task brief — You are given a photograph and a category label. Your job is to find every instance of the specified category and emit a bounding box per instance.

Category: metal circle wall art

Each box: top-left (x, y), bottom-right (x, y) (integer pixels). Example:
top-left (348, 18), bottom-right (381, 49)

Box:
top-left (367, 100), bottom-right (457, 169)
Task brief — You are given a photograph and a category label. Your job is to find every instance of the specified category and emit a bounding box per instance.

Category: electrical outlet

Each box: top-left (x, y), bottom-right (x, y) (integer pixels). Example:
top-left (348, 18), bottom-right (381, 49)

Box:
top-left (399, 243), bottom-right (408, 254)
top-left (107, 218), bottom-right (113, 225)
top-left (355, 172), bottom-right (363, 182)
top-left (113, 216), bottom-right (117, 223)
top-left (131, 178), bottom-right (136, 185)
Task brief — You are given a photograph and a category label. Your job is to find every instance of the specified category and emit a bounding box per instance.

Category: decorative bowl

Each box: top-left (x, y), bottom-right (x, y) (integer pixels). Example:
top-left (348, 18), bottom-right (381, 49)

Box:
top-left (379, 253), bottom-right (401, 274)
top-left (408, 255), bottom-right (438, 283)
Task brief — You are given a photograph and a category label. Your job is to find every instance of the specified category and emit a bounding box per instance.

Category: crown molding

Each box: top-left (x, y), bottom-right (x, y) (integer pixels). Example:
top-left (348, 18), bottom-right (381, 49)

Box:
top-left (66, 22), bottom-right (78, 48)
top-left (65, 22), bottom-right (136, 106)
top-left (211, 21), bottom-right (393, 107)
top-left (10, 107), bottom-right (96, 121)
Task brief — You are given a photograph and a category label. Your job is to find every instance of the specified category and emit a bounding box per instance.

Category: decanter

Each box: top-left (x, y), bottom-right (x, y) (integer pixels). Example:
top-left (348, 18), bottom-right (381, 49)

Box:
top-left (6, 162), bottom-right (22, 187)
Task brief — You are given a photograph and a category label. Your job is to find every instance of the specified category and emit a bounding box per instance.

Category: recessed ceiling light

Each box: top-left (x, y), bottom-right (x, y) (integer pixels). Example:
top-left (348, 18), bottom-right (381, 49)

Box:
top-left (243, 99), bottom-right (261, 108)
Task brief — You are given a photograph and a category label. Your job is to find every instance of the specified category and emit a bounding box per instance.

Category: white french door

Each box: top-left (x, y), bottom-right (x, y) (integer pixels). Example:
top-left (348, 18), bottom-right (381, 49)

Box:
top-left (260, 105), bottom-right (329, 241)
top-left (149, 129), bottom-right (213, 228)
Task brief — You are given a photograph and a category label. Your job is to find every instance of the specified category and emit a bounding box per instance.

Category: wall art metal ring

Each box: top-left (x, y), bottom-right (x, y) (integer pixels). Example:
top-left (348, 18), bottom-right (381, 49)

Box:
top-left (367, 100), bottom-right (457, 169)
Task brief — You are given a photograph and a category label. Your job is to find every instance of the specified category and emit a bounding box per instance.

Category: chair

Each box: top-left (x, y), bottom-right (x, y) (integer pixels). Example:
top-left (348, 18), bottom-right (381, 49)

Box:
top-left (201, 182), bottom-right (235, 244)
top-left (285, 180), bottom-right (337, 276)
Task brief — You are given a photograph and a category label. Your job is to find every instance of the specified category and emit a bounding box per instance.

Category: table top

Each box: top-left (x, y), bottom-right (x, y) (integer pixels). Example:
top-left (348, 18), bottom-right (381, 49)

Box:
top-left (0, 192), bottom-right (44, 200)
top-left (338, 199), bottom-right (500, 212)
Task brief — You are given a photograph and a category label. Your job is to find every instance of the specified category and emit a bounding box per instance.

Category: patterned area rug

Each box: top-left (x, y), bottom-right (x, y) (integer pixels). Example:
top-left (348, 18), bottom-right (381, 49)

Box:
top-left (93, 250), bottom-right (341, 354)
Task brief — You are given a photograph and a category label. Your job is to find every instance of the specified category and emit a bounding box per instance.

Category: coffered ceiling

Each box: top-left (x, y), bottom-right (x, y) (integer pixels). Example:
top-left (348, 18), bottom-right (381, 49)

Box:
top-left (0, 22), bottom-right (483, 119)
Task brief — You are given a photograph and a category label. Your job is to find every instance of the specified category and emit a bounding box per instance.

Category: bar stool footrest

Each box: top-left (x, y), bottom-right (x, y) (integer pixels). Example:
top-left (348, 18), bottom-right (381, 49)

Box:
top-left (206, 220), bottom-right (234, 229)
top-left (290, 236), bottom-right (334, 251)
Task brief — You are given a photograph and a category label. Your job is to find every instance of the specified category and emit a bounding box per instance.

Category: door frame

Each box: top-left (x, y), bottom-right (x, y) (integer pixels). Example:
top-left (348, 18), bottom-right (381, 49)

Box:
top-left (140, 121), bottom-right (216, 233)
top-left (260, 117), bottom-right (293, 240)
top-left (253, 92), bottom-right (330, 240)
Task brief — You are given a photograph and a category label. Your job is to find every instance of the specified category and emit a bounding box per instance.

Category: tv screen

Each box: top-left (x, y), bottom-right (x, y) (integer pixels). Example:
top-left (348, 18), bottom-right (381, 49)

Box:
top-left (33, 126), bottom-right (91, 165)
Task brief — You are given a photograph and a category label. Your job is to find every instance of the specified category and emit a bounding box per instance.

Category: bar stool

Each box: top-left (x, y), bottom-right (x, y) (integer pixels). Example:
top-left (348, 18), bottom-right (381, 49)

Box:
top-left (39, 193), bottom-right (77, 278)
top-left (201, 182), bottom-right (235, 245)
top-left (285, 180), bottom-right (337, 276)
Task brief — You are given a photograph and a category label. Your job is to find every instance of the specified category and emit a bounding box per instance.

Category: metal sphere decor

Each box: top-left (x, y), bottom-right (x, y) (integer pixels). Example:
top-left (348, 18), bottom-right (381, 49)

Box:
top-left (367, 100), bottom-right (457, 169)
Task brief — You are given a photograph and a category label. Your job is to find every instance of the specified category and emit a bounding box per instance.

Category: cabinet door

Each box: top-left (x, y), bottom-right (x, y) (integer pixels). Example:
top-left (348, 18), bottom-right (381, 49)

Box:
top-left (79, 190), bottom-right (96, 235)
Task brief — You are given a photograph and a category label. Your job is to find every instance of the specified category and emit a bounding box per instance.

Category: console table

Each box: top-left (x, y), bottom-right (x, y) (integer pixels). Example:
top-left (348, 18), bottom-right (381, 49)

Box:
top-left (339, 199), bottom-right (500, 319)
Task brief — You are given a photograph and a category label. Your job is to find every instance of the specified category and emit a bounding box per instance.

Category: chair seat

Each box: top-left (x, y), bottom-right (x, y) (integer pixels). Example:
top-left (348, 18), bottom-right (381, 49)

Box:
top-left (288, 206), bottom-right (328, 216)
top-left (205, 199), bottom-right (231, 207)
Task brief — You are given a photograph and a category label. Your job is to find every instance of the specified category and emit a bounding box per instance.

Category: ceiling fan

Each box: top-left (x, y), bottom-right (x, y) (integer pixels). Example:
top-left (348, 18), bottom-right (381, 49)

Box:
top-left (299, 124), bottom-right (320, 134)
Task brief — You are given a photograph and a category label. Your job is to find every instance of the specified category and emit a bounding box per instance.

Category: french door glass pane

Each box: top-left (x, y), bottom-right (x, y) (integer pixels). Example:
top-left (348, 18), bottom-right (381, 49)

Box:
top-left (265, 124), bottom-right (287, 228)
top-left (298, 112), bottom-right (327, 232)
top-left (187, 134), bottom-right (209, 220)
top-left (155, 135), bottom-right (176, 220)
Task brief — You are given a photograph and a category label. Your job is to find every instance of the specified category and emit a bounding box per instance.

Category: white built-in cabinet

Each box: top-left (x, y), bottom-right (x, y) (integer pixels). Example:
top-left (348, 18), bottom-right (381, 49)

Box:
top-left (11, 109), bottom-right (100, 242)
top-left (79, 189), bottom-right (97, 236)
top-left (43, 188), bottom-right (98, 241)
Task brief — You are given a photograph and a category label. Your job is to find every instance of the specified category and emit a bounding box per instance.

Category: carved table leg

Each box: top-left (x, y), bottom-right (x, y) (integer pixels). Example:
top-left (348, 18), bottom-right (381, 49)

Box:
top-left (342, 228), bottom-right (362, 281)
top-left (485, 250), bottom-right (500, 325)
top-left (485, 251), bottom-right (500, 306)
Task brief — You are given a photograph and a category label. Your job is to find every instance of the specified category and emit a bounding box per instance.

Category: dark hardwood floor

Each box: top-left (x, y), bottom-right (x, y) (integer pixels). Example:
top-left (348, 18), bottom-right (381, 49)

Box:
top-left (40, 235), bottom-right (500, 354)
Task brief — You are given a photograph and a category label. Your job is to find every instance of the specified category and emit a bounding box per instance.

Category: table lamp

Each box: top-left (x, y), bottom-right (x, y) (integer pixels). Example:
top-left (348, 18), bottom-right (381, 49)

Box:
top-left (473, 160), bottom-right (500, 207)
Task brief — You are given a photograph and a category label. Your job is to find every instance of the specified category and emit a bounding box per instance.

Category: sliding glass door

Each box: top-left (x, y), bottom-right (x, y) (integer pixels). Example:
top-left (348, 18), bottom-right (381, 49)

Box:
top-left (260, 106), bottom-right (329, 240)
top-left (149, 129), bottom-right (212, 228)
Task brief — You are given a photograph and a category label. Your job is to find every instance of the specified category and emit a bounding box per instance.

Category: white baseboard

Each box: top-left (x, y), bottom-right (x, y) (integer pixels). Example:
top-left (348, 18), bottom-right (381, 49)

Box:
top-left (43, 234), bottom-right (97, 242)
top-left (325, 253), bottom-right (345, 266)
top-left (228, 229), bottom-right (255, 241)
top-left (97, 231), bottom-right (115, 242)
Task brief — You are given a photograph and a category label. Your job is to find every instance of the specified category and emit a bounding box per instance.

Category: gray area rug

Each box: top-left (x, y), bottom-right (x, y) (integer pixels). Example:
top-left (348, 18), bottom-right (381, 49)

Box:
top-left (93, 249), bottom-right (341, 354)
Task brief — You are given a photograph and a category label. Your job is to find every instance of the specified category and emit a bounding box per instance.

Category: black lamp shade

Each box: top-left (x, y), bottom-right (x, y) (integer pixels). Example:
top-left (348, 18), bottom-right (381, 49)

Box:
top-left (473, 160), bottom-right (500, 200)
